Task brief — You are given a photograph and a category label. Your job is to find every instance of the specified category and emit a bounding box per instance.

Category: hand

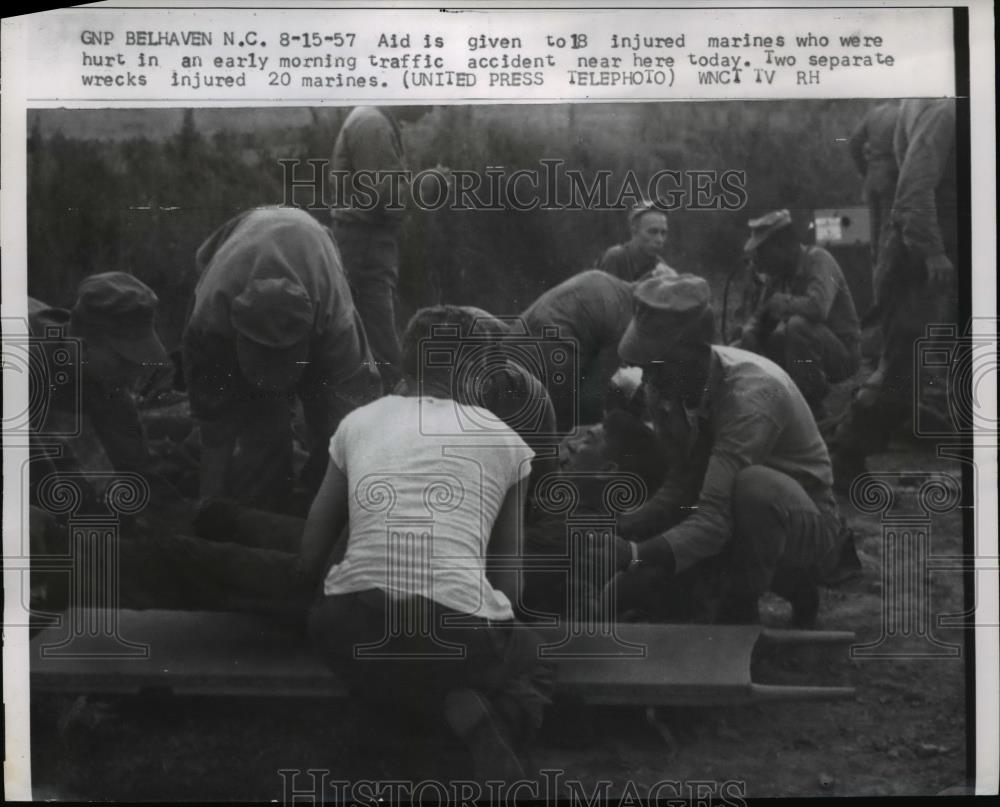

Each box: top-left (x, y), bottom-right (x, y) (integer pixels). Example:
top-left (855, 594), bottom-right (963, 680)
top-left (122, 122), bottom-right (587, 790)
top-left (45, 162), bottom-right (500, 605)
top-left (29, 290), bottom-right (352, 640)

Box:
top-left (577, 532), bottom-right (632, 586)
top-left (926, 253), bottom-right (955, 287)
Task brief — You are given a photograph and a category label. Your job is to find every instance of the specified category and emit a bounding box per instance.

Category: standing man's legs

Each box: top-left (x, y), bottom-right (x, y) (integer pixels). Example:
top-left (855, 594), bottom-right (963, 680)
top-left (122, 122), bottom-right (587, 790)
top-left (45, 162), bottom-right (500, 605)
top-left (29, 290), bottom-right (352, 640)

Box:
top-left (334, 220), bottom-right (403, 392)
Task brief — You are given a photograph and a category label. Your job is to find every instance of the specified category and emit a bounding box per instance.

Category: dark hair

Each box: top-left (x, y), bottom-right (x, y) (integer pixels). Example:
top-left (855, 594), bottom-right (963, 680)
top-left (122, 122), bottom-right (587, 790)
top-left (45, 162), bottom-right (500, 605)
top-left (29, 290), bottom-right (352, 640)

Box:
top-left (629, 204), bottom-right (668, 230)
top-left (602, 409), bottom-right (668, 492)
top-left (401, 305), bottom-right (505, 394)
top-left (402, 306), bottom-right (467, 388)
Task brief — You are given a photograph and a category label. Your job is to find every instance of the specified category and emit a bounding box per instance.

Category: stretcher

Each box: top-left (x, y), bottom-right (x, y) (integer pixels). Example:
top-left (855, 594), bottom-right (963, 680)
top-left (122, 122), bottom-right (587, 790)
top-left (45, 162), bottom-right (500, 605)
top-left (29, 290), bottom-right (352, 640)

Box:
top-left (29, 609), bottom-right (855, 706)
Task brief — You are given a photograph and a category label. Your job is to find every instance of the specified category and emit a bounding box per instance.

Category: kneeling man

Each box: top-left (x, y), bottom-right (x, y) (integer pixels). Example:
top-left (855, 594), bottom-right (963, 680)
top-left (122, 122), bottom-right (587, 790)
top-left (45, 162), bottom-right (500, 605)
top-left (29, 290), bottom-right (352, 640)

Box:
top-left (598, 274), bottom-right (846, 627)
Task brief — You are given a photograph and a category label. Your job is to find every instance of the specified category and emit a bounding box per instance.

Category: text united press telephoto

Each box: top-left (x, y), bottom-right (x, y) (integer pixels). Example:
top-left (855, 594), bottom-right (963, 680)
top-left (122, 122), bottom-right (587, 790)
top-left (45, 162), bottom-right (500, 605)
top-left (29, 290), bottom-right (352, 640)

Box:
top-left (2, 1), bottom-right (995, 803)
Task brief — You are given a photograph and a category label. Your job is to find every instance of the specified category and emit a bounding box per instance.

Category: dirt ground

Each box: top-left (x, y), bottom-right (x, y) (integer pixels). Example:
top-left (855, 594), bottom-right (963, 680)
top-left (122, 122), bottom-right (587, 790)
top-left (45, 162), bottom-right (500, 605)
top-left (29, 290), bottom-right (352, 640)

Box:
top-left (28, 442), bottom-right (973, 801)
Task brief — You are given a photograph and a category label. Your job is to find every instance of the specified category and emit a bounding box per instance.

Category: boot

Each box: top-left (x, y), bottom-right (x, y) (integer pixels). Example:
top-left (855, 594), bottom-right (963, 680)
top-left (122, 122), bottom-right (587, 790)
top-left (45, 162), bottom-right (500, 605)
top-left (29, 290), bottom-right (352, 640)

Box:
top-left (788, 581), bottom-right (820, 629)
top-left (771, 570), bottom-right (820, 629)
top-left (817, 525), bottom-right (863, 586)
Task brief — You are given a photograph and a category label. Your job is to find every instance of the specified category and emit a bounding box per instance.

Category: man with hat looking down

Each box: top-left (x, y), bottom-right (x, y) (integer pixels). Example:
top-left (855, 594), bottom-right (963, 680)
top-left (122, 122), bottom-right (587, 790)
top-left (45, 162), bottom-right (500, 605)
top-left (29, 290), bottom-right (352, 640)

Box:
top-left (590, 273), bottom-right (847, 626)
top-left (735, 209), bottom-right (861, 418)
top-left (28, 272), bottom-right (180, 507)
top-left (183, 207), bottom-right (381, 514)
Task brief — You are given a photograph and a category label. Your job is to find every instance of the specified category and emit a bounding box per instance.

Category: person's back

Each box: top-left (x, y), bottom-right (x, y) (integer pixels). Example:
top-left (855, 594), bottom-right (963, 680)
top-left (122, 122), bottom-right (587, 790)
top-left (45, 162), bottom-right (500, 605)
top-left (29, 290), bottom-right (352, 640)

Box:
top-left (183, 206), bottom-right (379, 511)
top-left (522, 270), bottom-right (635, 431)
top-left (324, 395), bottom-right (533, 620)
top-left (522, 269), bottom-right (633, 354)
top-left (189, 207), bottom-right (343, 333)
top-left (621, 343), bottom-right (834, 549)
top-left (710, 346), bottom-right (833, 493)
top-left (186, 206), bottom-right (378, 409)
top-left (301, 384), bottom-right (552, 781)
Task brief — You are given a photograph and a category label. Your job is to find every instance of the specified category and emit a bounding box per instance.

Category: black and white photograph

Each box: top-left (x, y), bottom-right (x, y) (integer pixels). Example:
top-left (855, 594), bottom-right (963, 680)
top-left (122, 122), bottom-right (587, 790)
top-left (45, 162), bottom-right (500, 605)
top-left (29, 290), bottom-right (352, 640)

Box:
top-left (2, 1), bottom-right (996, 802)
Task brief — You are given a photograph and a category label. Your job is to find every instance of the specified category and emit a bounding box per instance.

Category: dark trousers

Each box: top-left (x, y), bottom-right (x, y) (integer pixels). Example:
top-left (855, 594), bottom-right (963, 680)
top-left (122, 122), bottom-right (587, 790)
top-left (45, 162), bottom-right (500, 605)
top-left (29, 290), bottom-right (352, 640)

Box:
top-left (308, 590), bottom-right (554, 744)
top-left (728, 465), bottom-right (841, 596)
top-left (763, 316), bottom-right (860, 412)
top-left (223, 388), bottom-right (336, 515)
top-left (864, 163), bottom-right (897, 268)
top-left (30, 506), bottom-right (303, 621)
top-left (607, 465), bottom-right (841, 619)
top-left (333, 220), bottom-right (402, 392)
top-left (833, 227), bottom-right (959, 467)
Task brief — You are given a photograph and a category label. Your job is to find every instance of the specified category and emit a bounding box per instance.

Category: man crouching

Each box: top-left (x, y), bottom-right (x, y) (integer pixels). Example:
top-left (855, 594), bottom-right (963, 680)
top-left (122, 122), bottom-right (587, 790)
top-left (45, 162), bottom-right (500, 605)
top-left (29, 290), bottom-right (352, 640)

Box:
top-left (591, 274), bottom-right (848, 627)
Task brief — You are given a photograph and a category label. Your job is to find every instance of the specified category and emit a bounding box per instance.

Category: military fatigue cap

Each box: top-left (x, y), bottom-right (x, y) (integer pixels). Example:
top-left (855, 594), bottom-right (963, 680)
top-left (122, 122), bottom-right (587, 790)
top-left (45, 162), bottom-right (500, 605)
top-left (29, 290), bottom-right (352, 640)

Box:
top-left (744, 209), bottom-right (793, 252)
top-left (618, 274), bottom-right (713, 365)
top-left (72, 272), bottom-right (168, 367)
top-left (628, 199), bottom-right (668, 226)
top-left (231, 276), bottom-right (314, 390)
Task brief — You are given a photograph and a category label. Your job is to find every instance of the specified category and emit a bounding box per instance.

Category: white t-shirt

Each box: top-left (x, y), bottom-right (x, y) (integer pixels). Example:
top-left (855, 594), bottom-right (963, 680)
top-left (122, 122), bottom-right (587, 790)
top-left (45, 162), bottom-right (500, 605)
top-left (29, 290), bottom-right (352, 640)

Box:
top-left (322, 395), bottom-right (534, 621)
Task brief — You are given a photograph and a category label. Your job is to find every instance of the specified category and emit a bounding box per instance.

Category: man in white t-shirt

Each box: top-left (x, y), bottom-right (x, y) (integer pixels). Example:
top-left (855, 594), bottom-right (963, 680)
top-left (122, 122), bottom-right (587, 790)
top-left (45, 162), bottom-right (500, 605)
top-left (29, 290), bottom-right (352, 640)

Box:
top-left (296, 307), bottom-right (554, 783)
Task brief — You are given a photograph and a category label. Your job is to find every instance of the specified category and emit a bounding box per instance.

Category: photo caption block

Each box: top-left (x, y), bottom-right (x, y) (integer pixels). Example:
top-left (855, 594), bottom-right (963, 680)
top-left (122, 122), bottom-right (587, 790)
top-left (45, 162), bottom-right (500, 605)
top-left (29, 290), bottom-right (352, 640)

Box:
top-left (23, 6), bottom-right (955, 103)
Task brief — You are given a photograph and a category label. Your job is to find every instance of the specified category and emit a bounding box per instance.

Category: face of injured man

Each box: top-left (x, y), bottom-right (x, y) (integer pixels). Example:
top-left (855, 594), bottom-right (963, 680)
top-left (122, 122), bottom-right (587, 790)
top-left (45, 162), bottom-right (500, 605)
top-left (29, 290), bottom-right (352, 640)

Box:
top-left (558, 424), bottom-right (618, 474)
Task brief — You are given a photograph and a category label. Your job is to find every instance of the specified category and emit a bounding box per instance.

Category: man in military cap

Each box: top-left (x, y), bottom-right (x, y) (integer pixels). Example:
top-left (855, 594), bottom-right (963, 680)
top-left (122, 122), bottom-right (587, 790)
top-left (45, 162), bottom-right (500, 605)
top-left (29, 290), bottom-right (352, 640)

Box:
top-left (28, 272), bottom-right (179, 506)
top-left (598, 200), bottom-right (677, 282)
top-left (589, 273), bottom-right (848, 626)
top-left (736, 209), bottom-right (861, 417)
top-left (183, 206), bottom-right (381, 514)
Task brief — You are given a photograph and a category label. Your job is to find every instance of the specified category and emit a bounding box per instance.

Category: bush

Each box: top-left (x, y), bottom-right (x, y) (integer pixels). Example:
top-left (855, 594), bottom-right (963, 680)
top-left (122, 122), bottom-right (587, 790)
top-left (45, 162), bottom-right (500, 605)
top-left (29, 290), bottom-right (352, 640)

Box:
top-left (27, 101), bottom-right (871, 348)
